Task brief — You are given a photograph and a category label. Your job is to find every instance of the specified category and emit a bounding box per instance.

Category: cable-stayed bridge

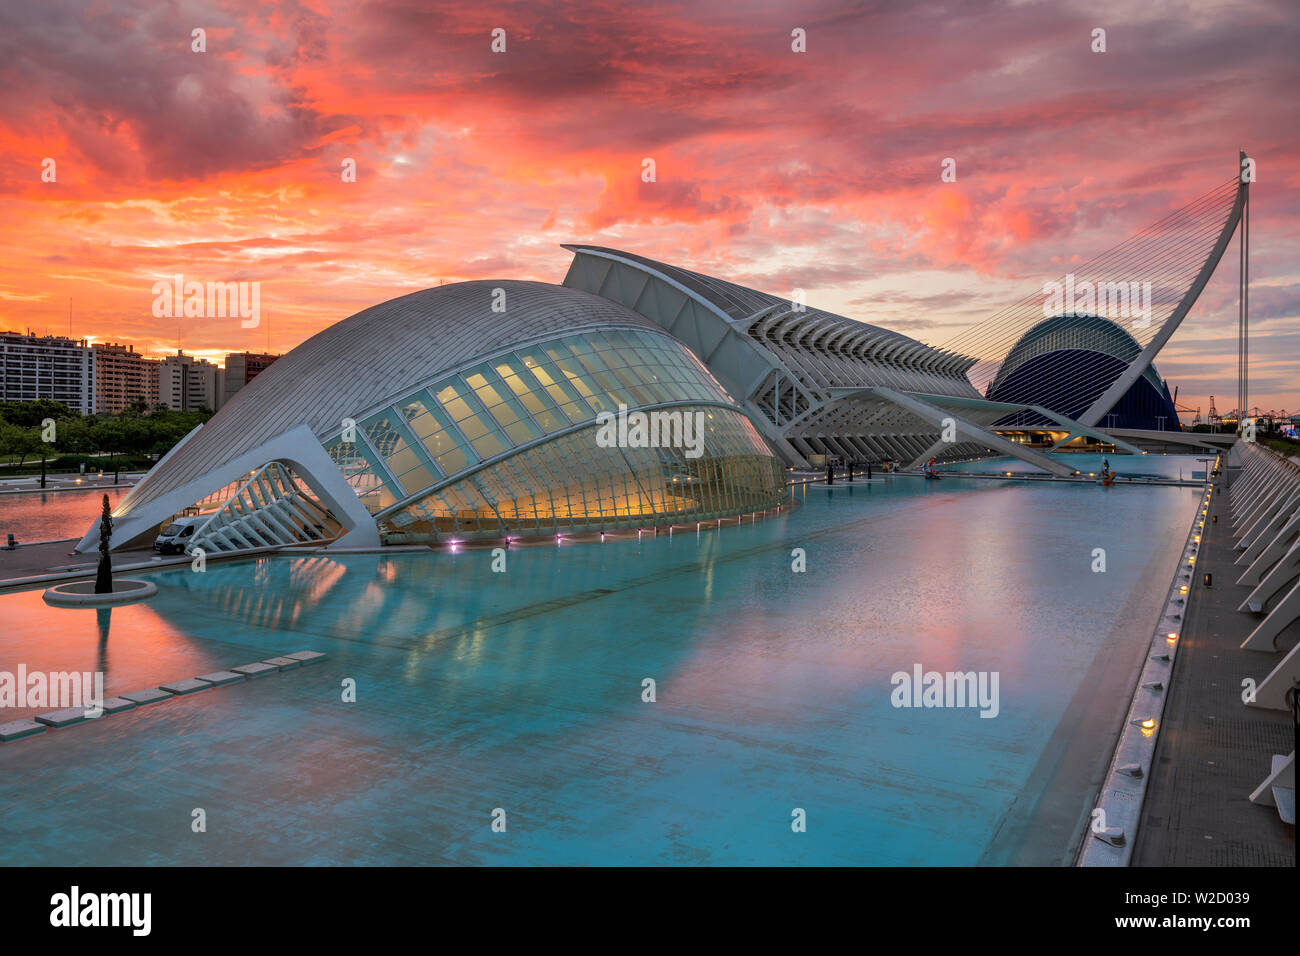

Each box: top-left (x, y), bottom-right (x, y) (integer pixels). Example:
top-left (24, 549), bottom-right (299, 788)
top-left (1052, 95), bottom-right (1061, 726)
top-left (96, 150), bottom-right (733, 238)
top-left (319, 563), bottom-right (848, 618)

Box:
top-left (563, 154), bottom-right (1251, 475)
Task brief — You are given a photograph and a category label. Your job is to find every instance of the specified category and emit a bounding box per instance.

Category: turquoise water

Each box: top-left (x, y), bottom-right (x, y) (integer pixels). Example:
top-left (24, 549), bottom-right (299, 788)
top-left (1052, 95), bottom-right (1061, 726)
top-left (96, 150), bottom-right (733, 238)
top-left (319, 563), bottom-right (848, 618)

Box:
top-left (943, 450), bottom-right (1215, 481)
top-left (0, 453), bottom-right (1202, 865)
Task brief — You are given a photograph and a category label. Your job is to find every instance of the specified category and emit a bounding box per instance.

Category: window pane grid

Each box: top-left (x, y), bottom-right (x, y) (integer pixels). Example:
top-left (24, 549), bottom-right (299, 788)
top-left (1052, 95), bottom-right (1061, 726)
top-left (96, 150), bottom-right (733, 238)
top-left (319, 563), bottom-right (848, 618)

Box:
top-left (381, 406), bottom-right (784, 541)
top-left (333, 328), bottom-right (775, 528)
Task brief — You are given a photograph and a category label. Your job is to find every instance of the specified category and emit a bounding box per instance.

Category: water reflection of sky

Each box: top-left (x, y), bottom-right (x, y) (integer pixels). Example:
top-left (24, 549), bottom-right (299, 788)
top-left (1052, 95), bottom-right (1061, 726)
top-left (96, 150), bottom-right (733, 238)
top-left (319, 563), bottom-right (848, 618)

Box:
top-left (945, 450), bottom-right (1216, 481)
top-left (0, 456), bottom-right (1204, 865)
top-left (0, 487), bottom-right (128, 542)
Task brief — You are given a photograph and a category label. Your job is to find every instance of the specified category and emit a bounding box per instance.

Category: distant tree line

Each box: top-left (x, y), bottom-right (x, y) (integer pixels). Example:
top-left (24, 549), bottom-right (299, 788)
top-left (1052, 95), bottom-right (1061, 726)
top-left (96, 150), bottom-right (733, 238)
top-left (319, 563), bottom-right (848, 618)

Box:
top-left (0, 399), bottom-right (214, 474)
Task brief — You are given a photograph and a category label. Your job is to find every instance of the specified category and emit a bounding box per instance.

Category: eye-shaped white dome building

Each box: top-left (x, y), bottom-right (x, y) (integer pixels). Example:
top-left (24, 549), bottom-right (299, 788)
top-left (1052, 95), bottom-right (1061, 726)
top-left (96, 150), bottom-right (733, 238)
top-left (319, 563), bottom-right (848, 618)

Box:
top-left (81, 279), bottom-right (787, 553)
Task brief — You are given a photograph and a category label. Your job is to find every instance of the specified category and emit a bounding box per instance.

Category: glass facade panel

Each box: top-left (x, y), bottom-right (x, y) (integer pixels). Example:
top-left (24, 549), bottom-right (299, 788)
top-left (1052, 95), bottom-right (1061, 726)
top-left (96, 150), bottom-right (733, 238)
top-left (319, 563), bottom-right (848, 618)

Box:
top-left (464, 363), bottom-right (542, 443)
top-left (503, 419), bottom-right (537, 445)
top-left (518, 350), bottom-right (593, 423)
top-left (439, 396), bottom-right (473, 422)
top-left (323, 436), bottom-right (399, 514)
top-left (380, 406), bottom-right (783, 542)
top-left (402, 395), bottom-right (471, 475)
top-left (469, 429), bottom-right (507, 459)
top-left (456, 413), bottom-right (491, 442)
top-left (361, 412), bottom-right (437, 495)
top-left (323, 326), bottom-right (772, 525)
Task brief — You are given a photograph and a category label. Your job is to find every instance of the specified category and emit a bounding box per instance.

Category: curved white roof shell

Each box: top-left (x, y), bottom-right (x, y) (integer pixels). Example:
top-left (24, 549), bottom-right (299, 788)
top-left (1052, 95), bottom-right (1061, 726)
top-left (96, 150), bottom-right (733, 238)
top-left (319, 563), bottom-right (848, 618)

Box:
top-left (87, 279), bottom-right (785, 552)
top-left (119, 280), bottom-right (687, 518)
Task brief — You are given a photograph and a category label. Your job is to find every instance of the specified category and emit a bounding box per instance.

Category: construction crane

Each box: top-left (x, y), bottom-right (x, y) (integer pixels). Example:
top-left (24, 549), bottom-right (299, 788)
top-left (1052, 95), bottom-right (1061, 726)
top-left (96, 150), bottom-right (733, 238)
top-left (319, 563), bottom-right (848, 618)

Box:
top-left (1172, 386), bottom-right (1201, 425)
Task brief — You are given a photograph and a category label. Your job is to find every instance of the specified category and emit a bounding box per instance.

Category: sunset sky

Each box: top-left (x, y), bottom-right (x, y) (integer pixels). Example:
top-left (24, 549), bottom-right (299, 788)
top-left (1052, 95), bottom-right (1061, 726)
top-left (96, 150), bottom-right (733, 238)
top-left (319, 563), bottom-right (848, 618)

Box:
top-left (1, 0), bottom-right (1296, 417)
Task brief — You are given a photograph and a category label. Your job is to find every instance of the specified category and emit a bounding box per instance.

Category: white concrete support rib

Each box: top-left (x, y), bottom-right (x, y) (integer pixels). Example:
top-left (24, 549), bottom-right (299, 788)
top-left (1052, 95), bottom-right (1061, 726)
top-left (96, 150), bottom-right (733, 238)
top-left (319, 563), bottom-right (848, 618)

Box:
top-left (1236, 487), bottom-right (1300, 561)
top-left (1249, 752), bottom-right (1294, 810)
top-left (1235, 469), bottom-right (1290, 533)
top-left (1249, 634), bottom-right (1300, 710)
top-left (1239, 535), bottom-right (1300, 615)
top-left (76, 423), bottom-right (380, 553)
top-left (1021, 406), bottom-right (1145, 456)
top-left (1103, 428), bottom-right (1236, 455)
top-left (1236, 500), bottom-right (1300, 586)
top-left (188, 462), bottom-right (338, 555)
top-left (1242, 572), bottom-right (1300, 650)
top-left (867, 386), bottom-right (1076, 477)
top-left (1230, 443), bottom-right (1300, 709)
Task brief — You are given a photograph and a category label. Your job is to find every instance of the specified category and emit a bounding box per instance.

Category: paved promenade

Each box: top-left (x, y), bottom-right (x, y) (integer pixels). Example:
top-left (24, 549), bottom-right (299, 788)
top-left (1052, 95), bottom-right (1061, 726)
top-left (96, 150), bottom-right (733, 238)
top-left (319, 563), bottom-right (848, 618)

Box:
top-left (1133, 465), bottom-right (1297, 866)
top-left (0, 473), bottom-right (141, 494)
top-left (0, 540), bottom-right (166, 588)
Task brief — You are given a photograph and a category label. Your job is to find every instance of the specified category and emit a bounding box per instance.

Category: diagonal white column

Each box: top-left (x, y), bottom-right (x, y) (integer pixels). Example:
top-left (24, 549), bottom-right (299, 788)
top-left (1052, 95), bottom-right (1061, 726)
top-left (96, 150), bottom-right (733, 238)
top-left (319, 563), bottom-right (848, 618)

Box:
top-left (867, 386), bottom-right (1075, 477)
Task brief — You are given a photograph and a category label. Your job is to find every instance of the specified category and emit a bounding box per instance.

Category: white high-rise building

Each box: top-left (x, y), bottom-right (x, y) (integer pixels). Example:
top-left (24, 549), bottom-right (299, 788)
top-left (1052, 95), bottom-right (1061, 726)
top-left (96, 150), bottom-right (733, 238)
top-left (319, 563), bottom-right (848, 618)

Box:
top-left (0, 330), bottom-right (94, 414)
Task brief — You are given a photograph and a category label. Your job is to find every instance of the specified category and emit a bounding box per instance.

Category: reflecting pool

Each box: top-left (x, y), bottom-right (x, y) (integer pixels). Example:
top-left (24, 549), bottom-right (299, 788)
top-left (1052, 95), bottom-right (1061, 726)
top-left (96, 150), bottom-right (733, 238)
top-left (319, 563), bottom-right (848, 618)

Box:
top-left (0, 456), bottom-right (1204, 865)
top-left (0, 487), bottom-right (128, 543)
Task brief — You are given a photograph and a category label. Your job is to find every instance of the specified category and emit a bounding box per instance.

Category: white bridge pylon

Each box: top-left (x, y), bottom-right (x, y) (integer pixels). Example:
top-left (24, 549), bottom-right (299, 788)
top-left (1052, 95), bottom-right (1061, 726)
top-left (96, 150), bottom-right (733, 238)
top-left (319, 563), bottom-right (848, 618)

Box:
top-left (938, 153), bottom-right (1251, 432)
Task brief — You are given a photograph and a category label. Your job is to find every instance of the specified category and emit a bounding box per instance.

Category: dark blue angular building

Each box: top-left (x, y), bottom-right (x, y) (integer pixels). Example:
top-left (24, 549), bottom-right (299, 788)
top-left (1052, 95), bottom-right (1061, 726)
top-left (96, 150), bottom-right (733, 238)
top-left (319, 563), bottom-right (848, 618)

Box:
top-left (986, 314), bottom-right (1181, 431)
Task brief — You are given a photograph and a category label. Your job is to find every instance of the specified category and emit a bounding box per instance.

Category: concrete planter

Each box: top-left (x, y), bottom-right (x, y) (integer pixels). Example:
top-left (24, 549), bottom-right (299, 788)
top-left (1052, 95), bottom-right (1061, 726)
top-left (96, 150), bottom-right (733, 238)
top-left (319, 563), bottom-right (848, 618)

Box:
top-left (42, 578), bottom-right (157, 607)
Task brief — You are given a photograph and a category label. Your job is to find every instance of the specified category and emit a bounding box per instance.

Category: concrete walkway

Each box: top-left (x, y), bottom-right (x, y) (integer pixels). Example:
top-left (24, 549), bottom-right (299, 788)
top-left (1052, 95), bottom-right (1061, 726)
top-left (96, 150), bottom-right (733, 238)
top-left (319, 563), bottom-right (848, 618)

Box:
top-left (1132, 465), bottom-right (1297, 865)
top-left (0, 475), bottom-right (139, 494)
top-left (0, 540), bottom-right (168, 589)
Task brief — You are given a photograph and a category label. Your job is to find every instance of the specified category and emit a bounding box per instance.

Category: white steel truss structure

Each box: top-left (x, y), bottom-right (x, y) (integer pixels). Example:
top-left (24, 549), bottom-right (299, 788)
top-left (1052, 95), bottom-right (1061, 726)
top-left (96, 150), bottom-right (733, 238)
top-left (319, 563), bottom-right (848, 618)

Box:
top-left (564, 155), bottom-right (1251, 471)
top-left (561, 244), bottom-right (1017, 469)
top-left (563, 247), bottom-right (1131, 473)
top-left (187, 462), bottom-right (341, 555)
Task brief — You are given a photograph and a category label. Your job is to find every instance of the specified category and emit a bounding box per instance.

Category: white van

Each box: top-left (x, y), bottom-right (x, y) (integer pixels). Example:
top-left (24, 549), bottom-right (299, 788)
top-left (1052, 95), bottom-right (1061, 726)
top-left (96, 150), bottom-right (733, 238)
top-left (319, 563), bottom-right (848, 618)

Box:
top-left (154, 515), bottom-right (209, 554)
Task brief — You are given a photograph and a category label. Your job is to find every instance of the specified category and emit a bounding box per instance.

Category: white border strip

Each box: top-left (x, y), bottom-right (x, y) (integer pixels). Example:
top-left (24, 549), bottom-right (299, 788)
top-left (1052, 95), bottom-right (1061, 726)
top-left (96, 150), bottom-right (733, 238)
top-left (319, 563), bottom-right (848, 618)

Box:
top-left (1076, 459), bottom-right (1216, 865)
